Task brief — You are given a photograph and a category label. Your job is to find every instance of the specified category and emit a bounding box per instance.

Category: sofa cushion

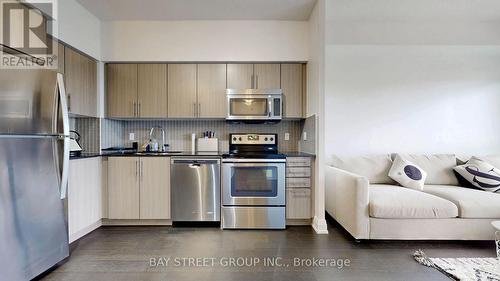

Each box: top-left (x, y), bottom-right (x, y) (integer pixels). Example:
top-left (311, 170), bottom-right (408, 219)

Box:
top-left (388, 155), bottom-right (427, 190)
top-left (453, 157), bottom-right (500, 193)
top-left (398, 154), bottom-right (458, 185)
top-left (369, 184), bottom-right (458, 219)
top-left (423, 185), bottom-right (500, 218)
top-left (332, 155), bottom-right (395, 184)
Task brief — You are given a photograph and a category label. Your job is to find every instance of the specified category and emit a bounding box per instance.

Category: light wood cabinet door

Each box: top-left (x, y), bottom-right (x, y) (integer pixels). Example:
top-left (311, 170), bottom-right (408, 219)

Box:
top-left (227, 64), bottom-right (253, 89)
top-left (197, 64), bottom-right (227, 118)
top-left (107, 157), bottom-right (140, 219)
top-left (286, 188), bottom-right (311, 219)
top-left (254, 64), bottom-right (280, 89)
top-left (168, 64), bottom-right (197, 118)
top-left (138, 64), bottom-right (168, 118)
top-left (139, 158), bottom-right (171, 219)
top-left (106, 64), bottom-right (138, 118)
top-left (57, 42), bottom-right (65, 74)
top-left (281, 64), bottom-right (303, 118)
top-left (64, 48), bottom-right (97, 116)
top-left (68, 158), bottom-right (102, 242)
top-left (64, 47), bottom-right (83, 115)
top-left (83, 56), bottom-right (98, 117)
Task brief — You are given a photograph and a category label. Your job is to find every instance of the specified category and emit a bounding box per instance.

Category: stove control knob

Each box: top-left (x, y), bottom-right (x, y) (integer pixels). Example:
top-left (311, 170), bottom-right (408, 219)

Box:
top-left (233, 137), bottom-right (237, 141)
top-left (264, 137), bottom-right (268, 141)
top-left (270, 137), bottom-right (274, 141)
top-left (238, 137), bottom-right (242, 141)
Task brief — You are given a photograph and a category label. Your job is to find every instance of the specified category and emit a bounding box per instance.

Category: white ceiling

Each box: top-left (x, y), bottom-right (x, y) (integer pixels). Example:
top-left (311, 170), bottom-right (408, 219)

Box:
top-left (76, 0), bottom-right (317, 21)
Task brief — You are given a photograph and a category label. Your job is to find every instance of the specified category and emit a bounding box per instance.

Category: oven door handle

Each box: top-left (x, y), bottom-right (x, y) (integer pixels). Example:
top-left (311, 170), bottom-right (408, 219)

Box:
top-left (222, 159), bottom-right (286, 163)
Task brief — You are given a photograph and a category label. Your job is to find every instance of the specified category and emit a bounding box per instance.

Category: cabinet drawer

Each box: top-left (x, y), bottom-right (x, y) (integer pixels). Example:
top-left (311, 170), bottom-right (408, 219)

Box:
top-left (286, 157), bottom-right (311, 167)
top-left (286, 188), bottom-right (311, 219)
top-left (286, 167), bottom-right (311, 178)
top-left (286, 177), bottom-right (311, 188)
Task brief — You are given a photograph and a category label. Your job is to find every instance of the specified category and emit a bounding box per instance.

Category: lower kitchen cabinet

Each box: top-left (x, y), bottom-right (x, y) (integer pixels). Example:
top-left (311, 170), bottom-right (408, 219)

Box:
top-left (140, 157), bottom-right (171, 219)
top-left (285, 156), bottom-right (313, 220)
top-left (286, 188), bottom-right (311, 219)
top-left (107, 157), bottom-right (171, 220)
top-left (107, 157), bottom-right (140, 219)
top-left (68, 157), bottom-right (102, 242)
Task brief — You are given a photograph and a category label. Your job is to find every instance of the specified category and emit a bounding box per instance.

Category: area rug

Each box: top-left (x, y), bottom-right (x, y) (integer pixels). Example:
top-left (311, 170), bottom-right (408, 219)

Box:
top-left (413, 250), bottom-right (500, 281)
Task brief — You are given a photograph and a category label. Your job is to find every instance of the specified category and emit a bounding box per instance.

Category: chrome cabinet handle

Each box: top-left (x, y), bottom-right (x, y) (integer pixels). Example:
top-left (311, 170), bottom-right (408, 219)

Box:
top-left (138, 103), bottom-right (141, 117)
top-left (135, 159), bottom-right (138, 179)
top-left (140, 160), bottom-right (143, 179)
top-left (193, 103), bottom-right (197, 117)
top-left (198, 103), bottom-right (201, 117)
top-left (255, 75), bottom-right (258, 89)
top-left (251, 74), bottom-right (254, 89)
top-left (133, 102), bottom-right (137, 117)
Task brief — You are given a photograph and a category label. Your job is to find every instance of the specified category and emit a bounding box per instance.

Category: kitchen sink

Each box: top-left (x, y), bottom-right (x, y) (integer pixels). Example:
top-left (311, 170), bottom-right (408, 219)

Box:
top-left (135, 151), bottom-right (183, 155)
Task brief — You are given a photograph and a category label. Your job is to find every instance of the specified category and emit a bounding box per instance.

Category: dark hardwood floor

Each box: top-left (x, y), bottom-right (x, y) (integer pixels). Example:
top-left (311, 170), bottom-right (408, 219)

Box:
top-left (40, 221), bottom-right (495, 281)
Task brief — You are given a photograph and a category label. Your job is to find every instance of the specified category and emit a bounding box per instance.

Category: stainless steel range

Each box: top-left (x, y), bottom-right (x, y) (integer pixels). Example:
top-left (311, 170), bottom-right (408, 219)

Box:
top-left (221, 133), bottom-right (286, 229)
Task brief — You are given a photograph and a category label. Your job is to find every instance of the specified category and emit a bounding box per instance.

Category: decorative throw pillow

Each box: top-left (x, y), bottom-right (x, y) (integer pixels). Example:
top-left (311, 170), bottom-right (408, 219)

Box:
top-left (453, 157), bottom-right (500, 193)
top-left (388, 155), bottom-right (427, 190)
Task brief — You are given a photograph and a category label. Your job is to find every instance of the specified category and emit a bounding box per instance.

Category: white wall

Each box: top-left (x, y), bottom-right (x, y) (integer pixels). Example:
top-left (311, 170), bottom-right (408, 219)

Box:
top-left (324, 45), bottom-right (500, 158)
top-left (56, 0), bottom-right (101, 59)
top-left (307, 0), bottom-right (328, 234)
top-left (324, 0), bottom-right (500, 159)
top-left (101, 20), bottom-right (308, 61)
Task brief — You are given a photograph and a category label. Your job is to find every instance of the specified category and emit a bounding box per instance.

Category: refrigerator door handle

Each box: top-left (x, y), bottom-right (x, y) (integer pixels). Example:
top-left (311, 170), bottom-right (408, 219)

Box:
top-left (57, 73), bottom-right (70, 199)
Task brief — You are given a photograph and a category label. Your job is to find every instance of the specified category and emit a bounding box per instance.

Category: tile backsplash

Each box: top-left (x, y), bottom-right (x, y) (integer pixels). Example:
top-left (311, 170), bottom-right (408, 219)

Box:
top-left (69, 117), bottom-right (101, 153)
top-left (101, 119), bottom-right (304, 152)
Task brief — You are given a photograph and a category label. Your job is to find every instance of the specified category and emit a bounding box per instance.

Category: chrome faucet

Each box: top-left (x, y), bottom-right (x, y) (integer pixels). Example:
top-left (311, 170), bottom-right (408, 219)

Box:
top-left (149, 126), bottom-right (166, 152)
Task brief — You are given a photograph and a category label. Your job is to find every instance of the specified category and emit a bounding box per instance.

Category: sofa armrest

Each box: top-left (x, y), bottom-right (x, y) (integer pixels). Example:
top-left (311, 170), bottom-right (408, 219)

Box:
top-left (325, 166), bottom-right (370, 239)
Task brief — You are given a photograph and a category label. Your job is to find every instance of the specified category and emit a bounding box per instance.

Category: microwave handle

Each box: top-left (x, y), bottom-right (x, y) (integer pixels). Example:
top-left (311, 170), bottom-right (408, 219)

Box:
top-left (268, 99), bottom-right (272, 117)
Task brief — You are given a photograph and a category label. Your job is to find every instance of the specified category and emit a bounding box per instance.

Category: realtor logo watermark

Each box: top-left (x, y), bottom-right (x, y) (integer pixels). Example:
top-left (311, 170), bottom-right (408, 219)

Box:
top-left (1, 0), bottom-right (58, 69)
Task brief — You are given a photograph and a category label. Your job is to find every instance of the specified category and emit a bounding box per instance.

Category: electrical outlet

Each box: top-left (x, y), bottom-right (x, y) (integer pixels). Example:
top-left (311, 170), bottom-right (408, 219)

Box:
top-left (129, 133), bottom-right (135, 141)
top-left (303, 132), bottom-right (307, 141)
top-left (284, 133), bottom-right (290, 141)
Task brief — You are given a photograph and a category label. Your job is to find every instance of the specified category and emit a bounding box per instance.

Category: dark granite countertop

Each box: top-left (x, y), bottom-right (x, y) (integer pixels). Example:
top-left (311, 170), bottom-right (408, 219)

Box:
top-left (71, 151), bottom-right (315, 160)
top-left (280, 151), bottom-right (316, 158)
top-left (70, 152), bottom-right (102, 160)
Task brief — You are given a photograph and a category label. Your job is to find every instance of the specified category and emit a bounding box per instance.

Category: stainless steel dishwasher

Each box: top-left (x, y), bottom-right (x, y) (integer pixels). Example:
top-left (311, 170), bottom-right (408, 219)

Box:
top-left (171, 158), bottom-right (221, 222)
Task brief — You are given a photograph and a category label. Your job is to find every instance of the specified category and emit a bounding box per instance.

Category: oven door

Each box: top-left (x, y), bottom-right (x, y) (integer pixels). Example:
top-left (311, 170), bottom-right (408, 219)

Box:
top-left (222, 161), bottom-right (285, 206)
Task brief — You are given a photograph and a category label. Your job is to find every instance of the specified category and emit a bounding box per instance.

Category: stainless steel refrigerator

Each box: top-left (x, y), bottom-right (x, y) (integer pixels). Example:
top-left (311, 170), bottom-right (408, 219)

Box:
top-left (0, 68), bottom-right (70, 280)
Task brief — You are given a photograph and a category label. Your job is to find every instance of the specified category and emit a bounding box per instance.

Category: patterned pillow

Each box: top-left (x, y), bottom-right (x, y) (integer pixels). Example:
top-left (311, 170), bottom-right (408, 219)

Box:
top-left (389, 155), bottom-right (427, 191)
top-left (454, 157), bottom-right (500, 193)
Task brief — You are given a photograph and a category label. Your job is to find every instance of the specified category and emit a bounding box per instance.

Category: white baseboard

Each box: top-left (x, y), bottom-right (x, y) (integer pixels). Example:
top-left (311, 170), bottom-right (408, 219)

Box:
top-left (312, 216), bottom-right (328, 234)
top-left (69, 220), bottom-right (102, 243)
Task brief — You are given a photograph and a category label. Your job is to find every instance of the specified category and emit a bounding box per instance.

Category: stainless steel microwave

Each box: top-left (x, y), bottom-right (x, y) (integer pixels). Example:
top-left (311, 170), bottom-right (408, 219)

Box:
top-left (226, 89), bottom-right (282, 122)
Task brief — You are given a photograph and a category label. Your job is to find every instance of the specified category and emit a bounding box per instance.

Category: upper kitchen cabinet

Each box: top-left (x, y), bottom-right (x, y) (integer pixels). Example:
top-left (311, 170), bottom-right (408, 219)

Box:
top-left (168, 64), bottom-right (197, 118)
top-left (138, 64), bottom-right (168, 118)
top-left (106, 64), bottom-right (138, 118)
top-left (227, 64), bottom-right (253, 89)
top-left (197, 64), bottom-right (227, 118)
top-left (281, 64), bottom-right (304, 118)
top-left (64, 47), bottom-right (98, 117)
top-left (227, 63), bottom-right (280, 89)
top-left (253, 64), bottom-right (280, 89)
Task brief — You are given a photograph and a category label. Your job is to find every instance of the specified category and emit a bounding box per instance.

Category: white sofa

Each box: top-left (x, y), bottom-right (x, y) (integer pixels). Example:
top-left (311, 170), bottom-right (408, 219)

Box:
top-left (325, 154), bottom-right (500, 240)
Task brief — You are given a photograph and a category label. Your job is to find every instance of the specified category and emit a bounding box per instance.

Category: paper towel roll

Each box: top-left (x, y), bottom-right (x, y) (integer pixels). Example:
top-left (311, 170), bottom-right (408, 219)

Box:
top-left (191, 133), bottom-right (196, 153)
